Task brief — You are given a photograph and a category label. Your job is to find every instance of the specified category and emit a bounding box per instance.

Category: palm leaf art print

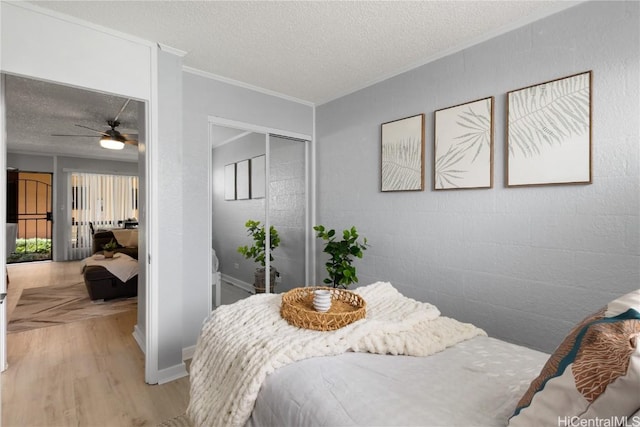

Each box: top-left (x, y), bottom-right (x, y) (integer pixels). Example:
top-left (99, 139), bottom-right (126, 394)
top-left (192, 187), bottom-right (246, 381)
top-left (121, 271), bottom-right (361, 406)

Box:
top-left (381, 114), bottom-right (425, 191)
top-left (507, 71), bottom-right (592, 186)
top-left (434, 97), bottom-right (494, 189)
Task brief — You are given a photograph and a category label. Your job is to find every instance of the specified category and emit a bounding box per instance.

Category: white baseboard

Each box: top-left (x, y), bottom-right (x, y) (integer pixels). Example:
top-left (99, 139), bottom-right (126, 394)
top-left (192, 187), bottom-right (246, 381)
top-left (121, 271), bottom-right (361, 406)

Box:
top-left (221, 273), bottom-right (254, 294)
top-left (157, 362), bottom-right (189, 384)
top-left (182, 345), bottom-right (196, 361)
top-left (132, 324), bottom-right (145, 354)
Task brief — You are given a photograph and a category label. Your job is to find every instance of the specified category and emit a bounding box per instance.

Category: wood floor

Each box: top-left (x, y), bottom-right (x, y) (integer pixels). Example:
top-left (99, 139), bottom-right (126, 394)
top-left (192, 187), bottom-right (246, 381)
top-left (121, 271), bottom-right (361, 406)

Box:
top-left (3, 261), bottom-right (190, 426)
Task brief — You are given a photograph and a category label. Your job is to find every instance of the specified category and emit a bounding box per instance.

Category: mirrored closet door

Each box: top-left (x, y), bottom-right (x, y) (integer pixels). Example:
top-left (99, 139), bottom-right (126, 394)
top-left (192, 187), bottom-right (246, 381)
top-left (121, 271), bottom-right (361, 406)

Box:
top-left (210, 122), bottom-right (311, 310)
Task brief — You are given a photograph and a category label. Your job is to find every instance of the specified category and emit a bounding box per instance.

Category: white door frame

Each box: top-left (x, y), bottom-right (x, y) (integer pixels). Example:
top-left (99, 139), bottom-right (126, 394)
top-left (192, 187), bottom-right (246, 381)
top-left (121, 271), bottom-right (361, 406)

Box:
top-left (0, 74), bottom-right (8, 373)
top-left (207, 115), bottom-right (314, 311)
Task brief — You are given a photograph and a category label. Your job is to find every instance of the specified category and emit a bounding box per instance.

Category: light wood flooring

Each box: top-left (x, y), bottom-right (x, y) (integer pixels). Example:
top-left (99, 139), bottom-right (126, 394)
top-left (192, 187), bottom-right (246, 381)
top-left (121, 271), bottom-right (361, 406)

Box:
top-left (3, 261), bottom-right (190, 426)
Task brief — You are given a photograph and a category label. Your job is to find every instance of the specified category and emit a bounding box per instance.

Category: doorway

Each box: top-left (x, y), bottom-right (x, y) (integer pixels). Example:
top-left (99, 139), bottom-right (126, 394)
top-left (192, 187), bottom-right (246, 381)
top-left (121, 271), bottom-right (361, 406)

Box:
top-left (7, 171), bottom-right (53, 263)
top-left (2, 74), bottom-right (146, 378)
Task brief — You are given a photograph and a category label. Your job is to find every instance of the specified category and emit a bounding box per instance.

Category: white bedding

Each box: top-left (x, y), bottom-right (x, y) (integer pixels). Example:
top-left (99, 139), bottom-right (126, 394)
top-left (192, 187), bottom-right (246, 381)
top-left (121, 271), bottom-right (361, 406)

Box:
top-left (247, 336), bottom-right (549, 427)
top-left (187, 283), bottom-right (485, 427)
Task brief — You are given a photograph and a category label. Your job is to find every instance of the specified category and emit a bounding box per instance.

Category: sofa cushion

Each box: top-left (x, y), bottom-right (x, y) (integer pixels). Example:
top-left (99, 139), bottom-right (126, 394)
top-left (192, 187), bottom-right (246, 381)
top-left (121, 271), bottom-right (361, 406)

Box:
top-left (509, 289), bottom-right (640, 425)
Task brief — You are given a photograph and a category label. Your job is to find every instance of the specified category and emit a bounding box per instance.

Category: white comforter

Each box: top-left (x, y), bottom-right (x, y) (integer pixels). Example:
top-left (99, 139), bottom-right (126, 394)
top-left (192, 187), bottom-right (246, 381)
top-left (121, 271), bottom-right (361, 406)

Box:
top-left (187, 282), bottom-right (486, 427)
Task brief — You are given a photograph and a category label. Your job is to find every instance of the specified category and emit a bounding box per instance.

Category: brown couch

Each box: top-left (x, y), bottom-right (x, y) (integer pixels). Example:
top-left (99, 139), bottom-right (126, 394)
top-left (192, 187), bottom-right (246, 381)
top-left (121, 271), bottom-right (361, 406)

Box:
top-left (83, 231), bottom-right (138, 300)
top-left (92, 230), bottom-right (138, 259)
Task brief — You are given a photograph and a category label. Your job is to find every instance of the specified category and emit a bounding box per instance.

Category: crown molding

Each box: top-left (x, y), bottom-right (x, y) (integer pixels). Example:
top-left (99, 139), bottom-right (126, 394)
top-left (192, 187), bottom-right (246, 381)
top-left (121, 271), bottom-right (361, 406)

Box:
top-left (182, 66), bottom-right (315, 107)
top-left (157, 43), bottom-right (187, 57)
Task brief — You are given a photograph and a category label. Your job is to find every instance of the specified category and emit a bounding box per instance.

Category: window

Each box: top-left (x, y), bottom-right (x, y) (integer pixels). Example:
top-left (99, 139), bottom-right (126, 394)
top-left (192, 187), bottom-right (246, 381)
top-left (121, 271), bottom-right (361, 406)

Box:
top-left (68, 172), bottom-right (138, 259)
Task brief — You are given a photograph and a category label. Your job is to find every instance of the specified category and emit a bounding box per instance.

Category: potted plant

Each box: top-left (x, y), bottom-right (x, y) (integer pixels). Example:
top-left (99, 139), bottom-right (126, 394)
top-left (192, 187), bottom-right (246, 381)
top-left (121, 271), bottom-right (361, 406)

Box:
top-left (102, 238), bottom-right (118, 258)
top-left (313, 225), bottom-right (368, 289)
top-left (238, 219), bottom-right (281, 293)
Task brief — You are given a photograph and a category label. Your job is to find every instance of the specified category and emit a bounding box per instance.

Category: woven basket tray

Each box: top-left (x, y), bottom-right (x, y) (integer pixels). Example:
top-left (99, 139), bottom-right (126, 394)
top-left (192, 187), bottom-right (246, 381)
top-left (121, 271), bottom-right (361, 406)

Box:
top-left (280, 287), bottom-right (366, 331)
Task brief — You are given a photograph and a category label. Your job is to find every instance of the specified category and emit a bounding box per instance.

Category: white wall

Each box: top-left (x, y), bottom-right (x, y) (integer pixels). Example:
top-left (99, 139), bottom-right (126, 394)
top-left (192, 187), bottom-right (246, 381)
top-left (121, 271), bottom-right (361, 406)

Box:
top-left (1, 3), bottom-right (150, 101)
top-left (181, 71), bottom-right (313, 348)
top-left (156, 49), bottom-right (185, 373)
top-left (316, 1), bottom-right (640, 353)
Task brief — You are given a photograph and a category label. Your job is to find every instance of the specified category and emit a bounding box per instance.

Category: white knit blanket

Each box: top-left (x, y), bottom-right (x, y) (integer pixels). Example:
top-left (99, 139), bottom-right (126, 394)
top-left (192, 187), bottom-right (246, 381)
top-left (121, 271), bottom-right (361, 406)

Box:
top-left (187, 282), bottom-right (486, 427)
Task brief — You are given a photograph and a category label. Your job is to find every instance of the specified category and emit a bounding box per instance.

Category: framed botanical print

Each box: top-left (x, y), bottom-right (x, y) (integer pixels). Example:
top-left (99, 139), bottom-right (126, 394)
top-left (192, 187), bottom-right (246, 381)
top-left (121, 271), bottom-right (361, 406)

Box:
top-left (434, 96), bottom-right (494, 190)
top-left (381, 114), bottom-right (425, 192)
top-left (507, 71), bottom-right (592, 186)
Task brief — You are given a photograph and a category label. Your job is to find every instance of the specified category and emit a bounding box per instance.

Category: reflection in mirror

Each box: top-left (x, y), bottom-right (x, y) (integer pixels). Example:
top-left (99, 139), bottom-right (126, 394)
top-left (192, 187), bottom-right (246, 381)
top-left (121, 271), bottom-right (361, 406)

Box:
top-left (211, 127), bottom-right (265, 306)
top-left (268, 135), bottom-right (307, 293)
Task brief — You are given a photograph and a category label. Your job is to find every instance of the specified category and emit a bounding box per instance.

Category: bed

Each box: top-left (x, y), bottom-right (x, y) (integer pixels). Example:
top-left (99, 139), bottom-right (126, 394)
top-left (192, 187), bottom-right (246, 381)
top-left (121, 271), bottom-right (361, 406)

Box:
top-left (247, 336), bottom-right (547, 427)
top-left (187, 284), bottom-right (640, 427)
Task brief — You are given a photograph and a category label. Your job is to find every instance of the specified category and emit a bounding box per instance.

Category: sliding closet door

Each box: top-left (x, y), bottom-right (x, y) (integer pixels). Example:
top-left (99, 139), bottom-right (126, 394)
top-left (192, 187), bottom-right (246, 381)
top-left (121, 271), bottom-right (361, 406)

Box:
top-left (210, 126), bottom-right (311, 308)
top-left (267, 135), bottom-right (308, 293)
top-left (211, 128), bottom-right (266, 306)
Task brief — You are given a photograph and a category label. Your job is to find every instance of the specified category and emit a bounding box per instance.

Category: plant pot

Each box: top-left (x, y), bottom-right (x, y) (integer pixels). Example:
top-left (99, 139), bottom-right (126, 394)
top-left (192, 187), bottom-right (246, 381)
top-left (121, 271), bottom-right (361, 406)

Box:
top-left (103, 250), bottom-right (114, 258)
top-left (254, 267), bottom-right (277, 293)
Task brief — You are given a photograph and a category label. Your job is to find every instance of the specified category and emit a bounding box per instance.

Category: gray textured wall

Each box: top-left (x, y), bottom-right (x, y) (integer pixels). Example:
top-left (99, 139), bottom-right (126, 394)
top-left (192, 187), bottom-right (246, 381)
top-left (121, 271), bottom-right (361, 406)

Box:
top-left (182, 72), bottom-right (313, 347)
top-left (316, 1), bottom-right (639, 353)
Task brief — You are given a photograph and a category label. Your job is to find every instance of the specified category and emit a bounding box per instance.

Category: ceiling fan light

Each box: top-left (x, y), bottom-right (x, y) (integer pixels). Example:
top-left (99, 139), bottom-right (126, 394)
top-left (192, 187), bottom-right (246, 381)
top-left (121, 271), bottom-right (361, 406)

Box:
top-left (100, 137), bottom-right (125, 150)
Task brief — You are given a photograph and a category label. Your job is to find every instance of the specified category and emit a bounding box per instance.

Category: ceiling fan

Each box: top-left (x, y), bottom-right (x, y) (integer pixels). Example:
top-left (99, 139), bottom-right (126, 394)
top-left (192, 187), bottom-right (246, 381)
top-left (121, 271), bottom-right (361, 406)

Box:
top-left (51, 99), bottom-right (138, 150)
top-left (52, 119), bottom-right (138, 150)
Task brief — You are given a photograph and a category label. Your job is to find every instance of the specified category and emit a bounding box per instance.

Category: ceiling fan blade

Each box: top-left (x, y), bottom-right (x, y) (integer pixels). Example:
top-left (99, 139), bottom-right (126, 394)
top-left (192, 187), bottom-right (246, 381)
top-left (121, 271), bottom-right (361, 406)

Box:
top-left (113, 99), bottom-right (131, 123)
top-left (124, 139), bottom-right (138, 146)
top-left (74, 124), bottom-right (109, 136)
top-left (51, 134), bottom-right (98, 137)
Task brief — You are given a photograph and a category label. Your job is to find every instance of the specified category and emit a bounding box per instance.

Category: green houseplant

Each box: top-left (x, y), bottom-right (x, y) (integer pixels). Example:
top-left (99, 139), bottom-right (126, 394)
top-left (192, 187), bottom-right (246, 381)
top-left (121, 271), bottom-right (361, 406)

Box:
top-left (313, 225), bottom-right (368, 289)
top-left (238, 219), bottom-right (281, 293)
top-left (102, 238), bottom-right (118, 258)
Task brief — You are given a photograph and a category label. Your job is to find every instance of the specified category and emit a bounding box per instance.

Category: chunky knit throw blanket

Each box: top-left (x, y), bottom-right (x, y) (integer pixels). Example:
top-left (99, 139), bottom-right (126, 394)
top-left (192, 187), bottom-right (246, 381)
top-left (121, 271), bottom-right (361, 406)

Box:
top-left (187, 282), bottom-right (486, 427)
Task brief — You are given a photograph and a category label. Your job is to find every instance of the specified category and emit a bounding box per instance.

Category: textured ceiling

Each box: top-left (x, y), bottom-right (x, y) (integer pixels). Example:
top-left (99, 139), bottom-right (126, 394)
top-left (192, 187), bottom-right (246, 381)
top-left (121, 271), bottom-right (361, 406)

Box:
top-left (32, 0), bottom-right (577, 105)
top-left (7, 1), bottom-right (578, 162)
top-left (5, 75), bottom-right (141, 162)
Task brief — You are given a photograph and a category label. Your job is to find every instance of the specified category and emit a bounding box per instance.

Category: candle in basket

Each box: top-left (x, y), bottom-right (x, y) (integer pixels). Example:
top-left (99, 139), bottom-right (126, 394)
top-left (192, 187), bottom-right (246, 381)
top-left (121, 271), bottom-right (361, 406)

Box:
top-left (313, 289), bottom-right (332, 312)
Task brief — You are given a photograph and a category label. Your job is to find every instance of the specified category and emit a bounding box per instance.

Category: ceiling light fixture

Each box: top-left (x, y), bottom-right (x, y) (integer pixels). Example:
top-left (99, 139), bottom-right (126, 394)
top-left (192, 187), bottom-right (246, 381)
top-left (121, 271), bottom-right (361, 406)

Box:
top-left (99, 125), bottom-right (127, 150)
top-left (100, 136), bottom-right (125, 150)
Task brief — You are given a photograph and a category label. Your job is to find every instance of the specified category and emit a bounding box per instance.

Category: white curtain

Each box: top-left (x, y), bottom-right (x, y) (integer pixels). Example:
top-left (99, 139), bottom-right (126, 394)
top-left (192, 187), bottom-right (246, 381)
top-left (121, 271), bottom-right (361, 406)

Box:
top-left (67, 172), bottom-right (138, 260)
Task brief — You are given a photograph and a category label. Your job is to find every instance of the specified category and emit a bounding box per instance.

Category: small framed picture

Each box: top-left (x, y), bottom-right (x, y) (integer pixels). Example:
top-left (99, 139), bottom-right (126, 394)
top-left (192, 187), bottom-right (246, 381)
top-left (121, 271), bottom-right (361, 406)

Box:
top-left (250, 155), bottom-right (266, 199)
top-left (236, 160), bottom-right (250, 200)
top-left (507, 71), bottom-right (592, 186)
top-left (381, 114), bottom-right (425, 192)
top-left (224, 163), bottom-right (236, 200)
top-left (434, 97), bottom-right (494, 190)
